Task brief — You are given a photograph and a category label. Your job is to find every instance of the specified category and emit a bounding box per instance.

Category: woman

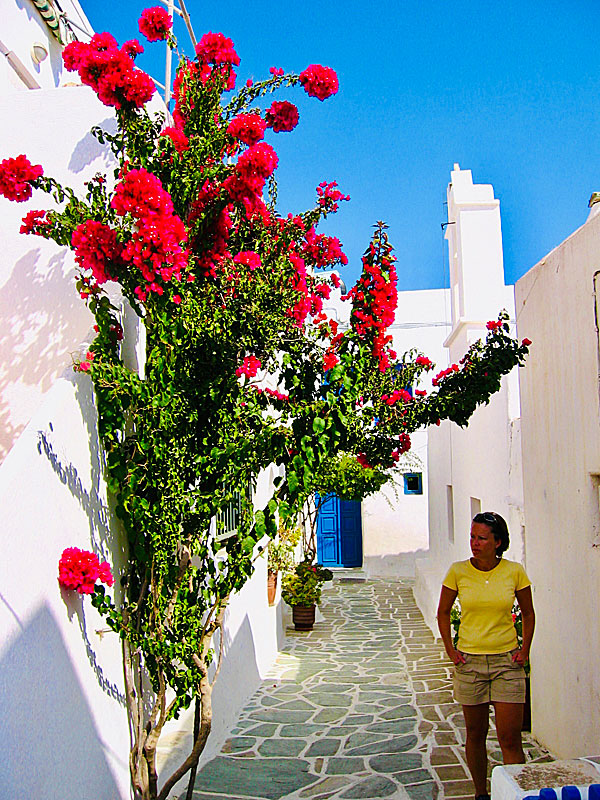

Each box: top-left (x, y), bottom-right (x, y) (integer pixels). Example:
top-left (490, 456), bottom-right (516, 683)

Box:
top-left (437, 511), bottom-right (535, 800)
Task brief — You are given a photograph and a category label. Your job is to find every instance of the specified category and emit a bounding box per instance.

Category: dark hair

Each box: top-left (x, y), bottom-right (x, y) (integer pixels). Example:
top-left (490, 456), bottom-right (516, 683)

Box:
top-left (473, 511), bottom-right (509, 556)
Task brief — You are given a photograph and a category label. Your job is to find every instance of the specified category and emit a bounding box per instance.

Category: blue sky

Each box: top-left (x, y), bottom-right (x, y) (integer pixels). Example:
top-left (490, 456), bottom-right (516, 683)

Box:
top-left (85, 0), bottom-right (600, 291)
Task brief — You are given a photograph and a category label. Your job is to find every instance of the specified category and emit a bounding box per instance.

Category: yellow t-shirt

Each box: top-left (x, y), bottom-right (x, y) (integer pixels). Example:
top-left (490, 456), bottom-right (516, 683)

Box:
top-left (442, 558), bottom-right (531, 654)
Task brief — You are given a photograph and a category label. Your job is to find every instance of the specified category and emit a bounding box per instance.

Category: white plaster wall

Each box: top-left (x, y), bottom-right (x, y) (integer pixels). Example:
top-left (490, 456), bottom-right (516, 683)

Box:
top-left (515, 210), bottom-right (600, 758)
top-left (0, 372), bottom-right (131, 800)
top-left (2, 0), bottom-right (92, 93)
top-left (0, 85), bottom-right (118, 463)
top-left (414, 165), bottom-right (524, 631)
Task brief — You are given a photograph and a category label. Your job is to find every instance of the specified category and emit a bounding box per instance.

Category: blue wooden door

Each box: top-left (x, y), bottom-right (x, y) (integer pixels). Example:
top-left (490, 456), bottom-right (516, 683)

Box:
top-left (316, 494), bottom-right (363, 567)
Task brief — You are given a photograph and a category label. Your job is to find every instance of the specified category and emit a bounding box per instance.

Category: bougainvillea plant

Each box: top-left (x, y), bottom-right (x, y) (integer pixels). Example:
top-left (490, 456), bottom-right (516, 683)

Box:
top-left (58, 547), bottom-right (114, 594)
top-left (0, 11), bottom-right (530, 800)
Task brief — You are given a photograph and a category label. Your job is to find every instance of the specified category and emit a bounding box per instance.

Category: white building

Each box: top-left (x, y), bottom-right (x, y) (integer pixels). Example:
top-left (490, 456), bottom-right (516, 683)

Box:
top-left (414, 164), bottom-right (525, 632)
top-left (515, 198), bottom-right (600, 758)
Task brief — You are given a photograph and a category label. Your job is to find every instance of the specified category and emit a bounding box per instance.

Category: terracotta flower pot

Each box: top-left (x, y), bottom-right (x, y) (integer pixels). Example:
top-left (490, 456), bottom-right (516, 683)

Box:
top-left (292, 604), bottom-right (316, 631)
top-left (267, 572), bottom-right (277, 606)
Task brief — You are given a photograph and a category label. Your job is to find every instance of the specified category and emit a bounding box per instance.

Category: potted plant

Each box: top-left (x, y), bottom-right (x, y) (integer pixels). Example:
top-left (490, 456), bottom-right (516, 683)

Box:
top-left (281, 560), bottom-right (333, 630)
top-left (267, 524), bottom-right (300, 605)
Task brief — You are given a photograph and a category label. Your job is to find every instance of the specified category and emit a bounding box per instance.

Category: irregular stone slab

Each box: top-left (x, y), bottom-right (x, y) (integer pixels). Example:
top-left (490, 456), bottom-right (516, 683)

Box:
top-left (397, 770), bottom-right (436, 786)
top-left (441, 779), bottom-right (476, 796)
top-left (326, 757), bottom-right (366, 775)
top-left (305, 738), bottom-right (341, 756)
top-left (306, 692), bottom-right (353, 707)
top-left (380, 706), bottom-right (417, 720)
top-left (260, 696), bottom-right (281, 707)
top-left (299, 776), bottom-right (352, 797)
top-left (339, 775), bottom-right (398, 798)
top-left (366, 719), bottom-right (418, 735)
top-left (221, 737), bottom-right (256, 753)
top-left (370, 752), bottom-right (423, 773)
top-left (280, 723), bottom-right (323, 737)
top-left (329, 725), bottom-right (358, 735)
top-left (345, 714), bottom-right (374, 724)
top-left (433, 764), bottom-right (469, 781)
top-left (345, 732), bottom-right (387, 748)
top-left (249, 709), bottom-right (314, 723)
top-left (278, 698), bottom-right (318, 711)
top-left (347, 735), bottom-right (418, 756)
top-left (193, 756), bottom-right (317, 799)
top-left (314, 708), bottom-right (346, 723)
top-left (190, 793), bottom-right (249, 800)
top-left (245, 723), bottom-right (279, 737)
top-left (404, 782), bottom-right (437, 800)
top-left (317, 683), bottom-right (354, 693)
top-left (429, 746), bottom-right (460, 765)
top-left (258, 738), bottom-right (305, 757)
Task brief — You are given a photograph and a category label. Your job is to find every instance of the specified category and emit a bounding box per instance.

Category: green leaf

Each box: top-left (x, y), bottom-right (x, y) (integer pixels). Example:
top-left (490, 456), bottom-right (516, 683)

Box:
top-left (312, 417), bottom-right (326, 434)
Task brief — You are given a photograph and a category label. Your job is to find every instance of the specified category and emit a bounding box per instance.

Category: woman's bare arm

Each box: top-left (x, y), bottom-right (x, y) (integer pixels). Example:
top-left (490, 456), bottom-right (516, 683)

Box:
top-left (437, 585), bottom-right (465, 664)
top-left (514, 585), bottom-right (535, 664)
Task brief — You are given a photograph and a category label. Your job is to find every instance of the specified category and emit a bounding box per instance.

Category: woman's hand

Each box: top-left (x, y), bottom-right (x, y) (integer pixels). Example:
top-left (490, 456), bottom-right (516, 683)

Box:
top-left (511, 648), bottom-right (528, 666)
top-left (449, 648), bottom-right (466, 665)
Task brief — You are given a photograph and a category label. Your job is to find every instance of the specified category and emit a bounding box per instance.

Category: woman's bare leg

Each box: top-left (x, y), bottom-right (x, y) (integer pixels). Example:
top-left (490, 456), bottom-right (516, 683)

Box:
top-left (493, 702), bottom-right (525, 764)
top-left (463, 703), bottom-right (490, 795)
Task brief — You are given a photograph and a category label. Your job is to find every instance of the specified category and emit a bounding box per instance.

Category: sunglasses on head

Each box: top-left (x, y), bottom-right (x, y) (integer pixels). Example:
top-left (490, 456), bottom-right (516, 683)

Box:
top-left (473, 512), bottom-right (496, 525)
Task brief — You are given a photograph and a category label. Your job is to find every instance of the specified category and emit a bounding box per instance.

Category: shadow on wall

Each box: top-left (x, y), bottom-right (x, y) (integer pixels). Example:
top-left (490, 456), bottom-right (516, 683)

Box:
top-left (0, 247), bottom-right (93, 460)
top-left (363, 549), bottom-right (429, 579)
top-left (0, 603), bottom-right (123, 800)
top-left (36, 372), bottom-right (122, 560)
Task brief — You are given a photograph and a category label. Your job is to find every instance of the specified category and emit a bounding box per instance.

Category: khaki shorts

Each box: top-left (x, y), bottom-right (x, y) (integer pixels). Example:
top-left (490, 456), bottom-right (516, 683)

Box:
top-left (453, 650), bottom-right (526, 705)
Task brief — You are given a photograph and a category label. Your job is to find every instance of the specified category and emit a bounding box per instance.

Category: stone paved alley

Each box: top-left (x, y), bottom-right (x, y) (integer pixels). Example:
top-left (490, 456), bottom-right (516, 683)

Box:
top-left (186, 578), bottom-right (552, 800)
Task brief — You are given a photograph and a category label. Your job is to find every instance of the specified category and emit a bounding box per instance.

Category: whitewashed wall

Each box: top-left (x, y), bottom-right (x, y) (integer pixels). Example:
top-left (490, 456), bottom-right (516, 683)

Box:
top-left (515, 206), bottom-right (600, 758)
top-left (2, 0), bottom-right (93, 94)
top-left (0, 85), bottom-right (116, 462)
top-left (414, 165), bottom-right (525, 630)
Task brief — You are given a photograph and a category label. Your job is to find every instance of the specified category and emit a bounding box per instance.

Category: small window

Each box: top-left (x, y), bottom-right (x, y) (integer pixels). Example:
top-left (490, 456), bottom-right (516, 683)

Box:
top-left (403, 472), bottom-right (423, 495)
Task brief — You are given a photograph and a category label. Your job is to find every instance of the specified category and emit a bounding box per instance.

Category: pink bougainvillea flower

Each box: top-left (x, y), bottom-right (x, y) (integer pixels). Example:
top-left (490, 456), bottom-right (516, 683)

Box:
top-left (356, 453), bottom-right (372, 469)
top-left (195, 32), bottom-right (239, 66)
top-left (235, 355), bottom-right (261, 379)
top-left (138, 6), bottom-right (172, 42)
top-left (316, 180), bottom-right (349, 212)
top-left (265, 100), bottom-right (299, 133)
top-left (236, 141), bottom-right (278, 180)
top-left (522, 337), bottom-right (532, 346)
top-left (233, 251), bottom-right (261, 271)
top-left (20, 209), bottom-right (50, 235)
top-left (269, 66), bottom-right (284, 76)
top-left (0, 155), bottom-right (43, 202)
top-left (486, 319), bottom-right (502, 331)
top-left (299, 64), bottom-right (338, 101)
top-left (323, 351), bottom-right (339, 371)
top-left (122, 39), bottom-right (144, 59)
top-left (58, 547), bottom-right (114, 594)
top-left (227, 113), bottom-right (267, 146)
top-left (415, 355), bottom-right (433, 369)
top-left (62, 33), bottom-right (155, 110)
top-left (72, 220), bottom-right (122, 285)
top-left (160, 126), bottom-right (190, 154)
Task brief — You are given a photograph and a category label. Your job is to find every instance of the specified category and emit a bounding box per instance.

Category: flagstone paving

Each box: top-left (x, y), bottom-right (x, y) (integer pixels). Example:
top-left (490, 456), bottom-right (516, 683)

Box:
top-left (185, 578), bottom-right (553, 800)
